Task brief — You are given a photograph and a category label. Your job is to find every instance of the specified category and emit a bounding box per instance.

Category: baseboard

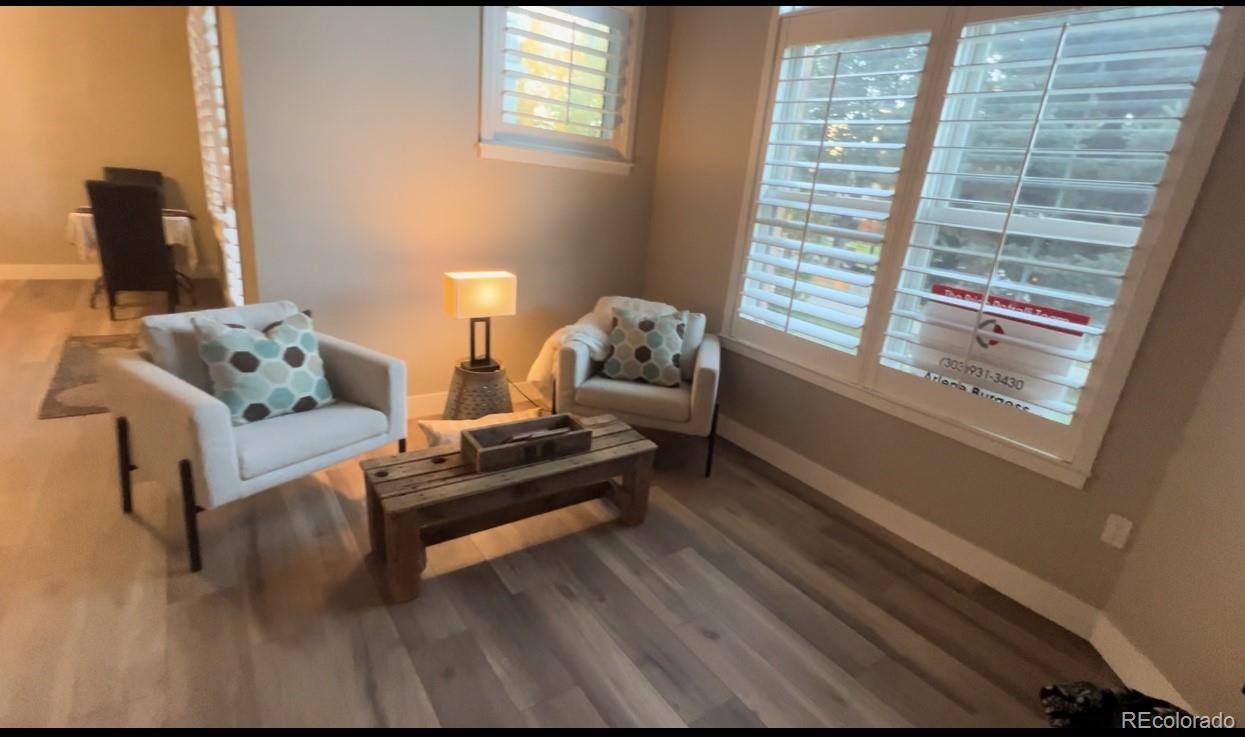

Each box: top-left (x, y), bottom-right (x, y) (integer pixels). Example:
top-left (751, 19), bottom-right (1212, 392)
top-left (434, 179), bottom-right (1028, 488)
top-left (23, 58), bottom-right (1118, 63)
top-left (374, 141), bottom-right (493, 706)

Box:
top-left (717, 413), bottom-right (1203, 705)
top-left (0, 263), bottom-right (100, 280)
top-left (718, 413), bottom-right (1099, 637)
top-left (406, 380), bottom-right (544, 421)
top-left (1089, 615), bottom-right (1192, 711)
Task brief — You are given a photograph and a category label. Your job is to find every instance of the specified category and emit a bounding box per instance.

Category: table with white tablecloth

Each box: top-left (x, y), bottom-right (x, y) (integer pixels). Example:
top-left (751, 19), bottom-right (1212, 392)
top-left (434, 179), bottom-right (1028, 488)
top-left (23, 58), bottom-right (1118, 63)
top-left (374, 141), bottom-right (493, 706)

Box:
top-left (65, 211), bottom-right (200, 271)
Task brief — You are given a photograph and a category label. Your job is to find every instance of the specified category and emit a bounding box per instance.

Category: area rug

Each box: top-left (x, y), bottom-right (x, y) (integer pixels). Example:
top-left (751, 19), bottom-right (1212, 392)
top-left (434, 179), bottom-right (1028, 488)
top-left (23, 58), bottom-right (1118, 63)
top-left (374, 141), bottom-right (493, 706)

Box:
top-left (38, 334), bottom-right (140, 419)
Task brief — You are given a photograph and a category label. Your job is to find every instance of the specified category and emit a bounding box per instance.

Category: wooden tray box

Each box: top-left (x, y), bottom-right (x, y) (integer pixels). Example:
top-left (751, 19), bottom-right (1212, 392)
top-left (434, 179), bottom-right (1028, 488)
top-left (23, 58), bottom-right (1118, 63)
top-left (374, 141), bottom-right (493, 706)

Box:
top-left (461, 413), bottom-right (592, 473)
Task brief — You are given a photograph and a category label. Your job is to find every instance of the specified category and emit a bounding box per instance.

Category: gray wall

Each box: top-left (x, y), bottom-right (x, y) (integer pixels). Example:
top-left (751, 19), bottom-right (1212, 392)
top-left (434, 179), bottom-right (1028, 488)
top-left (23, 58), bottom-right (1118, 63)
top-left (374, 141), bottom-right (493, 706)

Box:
top-left (1104, 297), bottom-right (1245, 718)
top-left (230, 6), bottom-right (671, 393)
top-left (0, 7), bottom-right (215, 269)
top-left (643, 5), bottom-right (1245, 611)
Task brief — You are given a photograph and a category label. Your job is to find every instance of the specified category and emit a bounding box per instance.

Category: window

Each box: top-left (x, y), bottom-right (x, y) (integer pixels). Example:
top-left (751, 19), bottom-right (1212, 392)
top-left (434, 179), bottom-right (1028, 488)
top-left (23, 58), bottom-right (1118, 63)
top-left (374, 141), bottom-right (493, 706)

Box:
top-left (737, 31), bottom-right (931, 366)
top-left (188, 6), bottom-right (244, 306)
top-left (479, 6), bottom-right (644, 174)
top-left (725, 6), bottom-right (1244, 482)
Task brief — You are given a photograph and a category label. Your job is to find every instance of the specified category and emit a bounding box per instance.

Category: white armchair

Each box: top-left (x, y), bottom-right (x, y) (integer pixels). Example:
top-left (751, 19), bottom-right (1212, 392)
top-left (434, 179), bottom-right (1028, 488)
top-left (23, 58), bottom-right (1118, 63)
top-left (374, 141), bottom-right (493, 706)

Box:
top-left (556, 333), bottom-right (721, 476)
top-left (104, 300), bottom-right (406, 571)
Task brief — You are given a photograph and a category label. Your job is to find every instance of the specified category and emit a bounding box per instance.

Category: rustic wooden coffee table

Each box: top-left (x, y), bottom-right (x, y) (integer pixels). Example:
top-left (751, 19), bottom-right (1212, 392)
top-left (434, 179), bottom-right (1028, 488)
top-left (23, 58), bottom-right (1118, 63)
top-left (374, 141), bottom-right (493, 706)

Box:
top-left (360, 414), bottom-right (657, 602)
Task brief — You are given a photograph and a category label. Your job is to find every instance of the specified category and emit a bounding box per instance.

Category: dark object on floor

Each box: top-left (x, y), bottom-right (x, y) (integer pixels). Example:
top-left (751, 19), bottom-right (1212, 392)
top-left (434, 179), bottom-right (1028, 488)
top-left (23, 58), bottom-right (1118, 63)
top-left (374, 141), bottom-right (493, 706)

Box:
top-left (39, 334), bottom-right (140, 419)
top-left (1040, 681), bottom-right (1191, 727)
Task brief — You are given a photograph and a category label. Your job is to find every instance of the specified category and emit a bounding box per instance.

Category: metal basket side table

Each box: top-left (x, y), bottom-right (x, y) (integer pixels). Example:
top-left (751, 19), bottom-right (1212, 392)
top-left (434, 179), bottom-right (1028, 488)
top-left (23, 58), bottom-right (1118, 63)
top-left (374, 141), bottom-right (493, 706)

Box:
top-left (442, 364), bottom-right (514, 420)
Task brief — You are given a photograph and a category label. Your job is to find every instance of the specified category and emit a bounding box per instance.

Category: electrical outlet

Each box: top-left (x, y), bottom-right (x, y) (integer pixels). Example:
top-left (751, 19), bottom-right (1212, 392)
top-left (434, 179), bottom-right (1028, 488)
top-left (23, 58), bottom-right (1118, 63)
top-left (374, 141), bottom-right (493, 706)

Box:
top-left (1101, 514), bottom-right (1133, 550)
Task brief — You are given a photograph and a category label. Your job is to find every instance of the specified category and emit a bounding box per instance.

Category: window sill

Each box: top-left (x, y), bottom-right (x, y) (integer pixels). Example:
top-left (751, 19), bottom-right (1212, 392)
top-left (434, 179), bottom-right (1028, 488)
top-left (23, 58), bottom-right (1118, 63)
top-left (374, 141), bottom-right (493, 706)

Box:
top-left (720, 334), bottom-right (1091, 489)
top-left (477, 141), bottom-right (634, 176)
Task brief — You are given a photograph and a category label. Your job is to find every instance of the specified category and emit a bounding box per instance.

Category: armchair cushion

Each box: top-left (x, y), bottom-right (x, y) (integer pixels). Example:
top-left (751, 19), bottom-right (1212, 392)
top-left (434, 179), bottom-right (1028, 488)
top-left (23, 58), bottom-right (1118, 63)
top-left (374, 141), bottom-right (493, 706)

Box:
top-left (575, 376), bottom-right (691, 423)
top-left (141, 300), bottom-right (300, 391)
top-left (193, 312), bottom-right (334, 425)
top-left (234, 401), bottom-right (387, 479)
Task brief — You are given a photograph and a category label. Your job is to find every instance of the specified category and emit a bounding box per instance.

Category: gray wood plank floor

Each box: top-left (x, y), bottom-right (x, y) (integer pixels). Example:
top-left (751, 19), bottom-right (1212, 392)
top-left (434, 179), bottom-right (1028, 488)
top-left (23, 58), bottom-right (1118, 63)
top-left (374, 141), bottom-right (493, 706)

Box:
top-left (0, 280), bottom-right (1118, 727)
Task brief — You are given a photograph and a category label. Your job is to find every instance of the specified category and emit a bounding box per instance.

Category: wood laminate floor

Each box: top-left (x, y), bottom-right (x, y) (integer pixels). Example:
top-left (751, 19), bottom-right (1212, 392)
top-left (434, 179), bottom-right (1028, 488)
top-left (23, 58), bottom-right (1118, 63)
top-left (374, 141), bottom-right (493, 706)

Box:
top-left (0, 280), bottom-right (1118, 727)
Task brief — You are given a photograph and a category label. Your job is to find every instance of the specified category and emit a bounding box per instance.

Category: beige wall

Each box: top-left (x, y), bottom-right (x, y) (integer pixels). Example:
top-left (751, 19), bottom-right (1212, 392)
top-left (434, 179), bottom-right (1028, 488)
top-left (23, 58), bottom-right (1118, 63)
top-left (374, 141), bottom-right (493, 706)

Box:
top-left (642, 5), bottom-right (770, 320)
top-left (0, 7), bottom-right (215, 270)
top-left (643, 6), bottom-right (1245, 608)
top-left (1103, 302), bottom-right (1245, 717)
top-left (229, 6), bottom-right (671, 394)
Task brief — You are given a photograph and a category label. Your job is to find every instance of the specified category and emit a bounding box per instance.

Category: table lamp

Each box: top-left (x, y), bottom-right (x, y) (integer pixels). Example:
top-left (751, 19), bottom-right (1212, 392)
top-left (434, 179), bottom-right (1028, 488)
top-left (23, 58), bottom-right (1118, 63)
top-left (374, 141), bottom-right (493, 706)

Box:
top-left (443, 271), bottom-right (516, 372)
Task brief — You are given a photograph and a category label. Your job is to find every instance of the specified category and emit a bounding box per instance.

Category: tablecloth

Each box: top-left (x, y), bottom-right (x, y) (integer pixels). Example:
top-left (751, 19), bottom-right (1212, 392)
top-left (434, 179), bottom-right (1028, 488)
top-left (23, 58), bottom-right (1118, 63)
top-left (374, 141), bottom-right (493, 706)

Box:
top-left (65, 211), bottom-right (199, 271)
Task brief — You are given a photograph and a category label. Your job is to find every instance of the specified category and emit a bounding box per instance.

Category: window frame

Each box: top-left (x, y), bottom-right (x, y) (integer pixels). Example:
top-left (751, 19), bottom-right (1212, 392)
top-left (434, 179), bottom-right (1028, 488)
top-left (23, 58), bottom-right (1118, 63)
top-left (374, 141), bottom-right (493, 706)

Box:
top-left (478, 5), bottom-right (645, 175)
top-left (721, 5), bottom-right (1245, 486)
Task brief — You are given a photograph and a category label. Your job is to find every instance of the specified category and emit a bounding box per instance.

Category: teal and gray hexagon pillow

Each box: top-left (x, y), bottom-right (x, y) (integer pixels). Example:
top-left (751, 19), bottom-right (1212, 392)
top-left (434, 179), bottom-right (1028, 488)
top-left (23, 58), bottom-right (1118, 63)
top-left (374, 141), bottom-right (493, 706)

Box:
top-left (191, 312), bottom-right (334, 425)
top-left (602, 308), bottom-right (684, 387)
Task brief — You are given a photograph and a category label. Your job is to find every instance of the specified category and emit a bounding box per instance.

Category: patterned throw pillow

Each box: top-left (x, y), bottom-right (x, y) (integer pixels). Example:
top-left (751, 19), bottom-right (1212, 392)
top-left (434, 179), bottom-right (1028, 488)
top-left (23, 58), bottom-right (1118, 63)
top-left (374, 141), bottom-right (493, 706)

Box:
top-left (192, 312), bottom-right (334, 425)
top-left (603, 309), bottom-right (684, 387)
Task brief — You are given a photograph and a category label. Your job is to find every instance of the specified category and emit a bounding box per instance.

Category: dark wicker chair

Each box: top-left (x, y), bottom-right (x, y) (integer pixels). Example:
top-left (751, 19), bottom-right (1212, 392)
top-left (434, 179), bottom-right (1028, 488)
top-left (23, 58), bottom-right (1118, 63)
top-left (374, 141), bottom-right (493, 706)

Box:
top-left (85, 180), bottom-right (180, 320)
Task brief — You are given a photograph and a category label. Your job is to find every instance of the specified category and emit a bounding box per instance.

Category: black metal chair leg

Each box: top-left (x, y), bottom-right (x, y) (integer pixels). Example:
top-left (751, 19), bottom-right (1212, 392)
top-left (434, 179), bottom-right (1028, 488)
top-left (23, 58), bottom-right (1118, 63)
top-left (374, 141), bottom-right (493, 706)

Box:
top-left (89, 277), bottom-right (104, 308)
top-left (116, 417), bottom-right (134, 513)
top-left (398, 437), bottom-right (408, 453)
top-left (176, 272), bottom-right (197, 305)
top-left (179, 459), bottom-right (202, 572)
top-left (705, 403), bottom-right (720, 478)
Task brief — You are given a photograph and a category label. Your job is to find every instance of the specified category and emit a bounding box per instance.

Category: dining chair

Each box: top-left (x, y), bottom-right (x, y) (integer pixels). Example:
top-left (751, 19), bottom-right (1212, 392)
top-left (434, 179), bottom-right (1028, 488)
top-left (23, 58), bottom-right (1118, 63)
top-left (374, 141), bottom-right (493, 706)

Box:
top-left (99, 168), bottom-right (194, 301)
top-left (103, 167), bottom-right (165, 190)
top-left (86, 180), bottom-right (186, 319)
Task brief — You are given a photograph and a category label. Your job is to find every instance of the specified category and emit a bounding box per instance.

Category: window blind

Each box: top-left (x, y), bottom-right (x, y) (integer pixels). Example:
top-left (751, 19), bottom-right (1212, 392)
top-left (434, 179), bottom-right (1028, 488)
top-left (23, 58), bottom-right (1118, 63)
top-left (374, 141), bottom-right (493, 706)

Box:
top-left (499, 6), bottom-right (631, 140)
top-left (737, 32), bottom-right (932, 354)
top-left (879, 6), bottom-right (1222, 423)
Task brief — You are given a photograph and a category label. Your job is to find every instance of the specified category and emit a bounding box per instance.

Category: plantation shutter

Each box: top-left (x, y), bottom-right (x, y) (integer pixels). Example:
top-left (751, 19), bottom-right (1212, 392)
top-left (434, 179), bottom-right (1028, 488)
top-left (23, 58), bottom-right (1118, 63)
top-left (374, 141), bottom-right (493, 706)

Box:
top-left (187, 6), bottom-right (244, 306)
top-left (879, 6), bottom-right (1224, 424)
top-left (735, 30), bottom-right (932, 357)
top-left (499, 6), bottom-right (631, 141)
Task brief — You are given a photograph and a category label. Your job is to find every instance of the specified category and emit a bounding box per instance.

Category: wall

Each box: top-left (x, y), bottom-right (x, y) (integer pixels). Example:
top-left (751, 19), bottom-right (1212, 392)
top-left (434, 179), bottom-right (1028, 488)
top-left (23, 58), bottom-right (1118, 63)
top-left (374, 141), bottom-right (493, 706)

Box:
top-left (230, 6), bottom-right (671, 394)
top-left (1102, 300), bottom-right (1245, 717)
top-left (0, 6), bottom-right (215, 272)
top-left (643, 5), bottom-right (1245, 609)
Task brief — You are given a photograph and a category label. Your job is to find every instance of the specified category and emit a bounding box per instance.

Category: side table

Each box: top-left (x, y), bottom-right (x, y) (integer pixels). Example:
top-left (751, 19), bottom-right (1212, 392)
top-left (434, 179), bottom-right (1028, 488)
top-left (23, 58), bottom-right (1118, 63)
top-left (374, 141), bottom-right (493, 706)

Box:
top-left (442, 363), bottom-right (513, 419)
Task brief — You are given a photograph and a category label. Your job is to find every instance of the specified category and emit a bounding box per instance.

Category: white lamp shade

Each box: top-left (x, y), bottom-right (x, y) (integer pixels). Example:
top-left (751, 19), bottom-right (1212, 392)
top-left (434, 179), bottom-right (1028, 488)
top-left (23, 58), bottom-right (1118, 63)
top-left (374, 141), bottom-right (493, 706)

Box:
top-left (443, 271), bottom-right (517, 319)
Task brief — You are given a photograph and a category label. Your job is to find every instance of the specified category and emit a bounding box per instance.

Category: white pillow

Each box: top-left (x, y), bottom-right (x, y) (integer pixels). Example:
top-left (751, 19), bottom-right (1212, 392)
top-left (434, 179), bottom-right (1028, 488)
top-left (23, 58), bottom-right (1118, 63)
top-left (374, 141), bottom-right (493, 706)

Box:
top-left (417, 408), bottom-right (542, 448)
